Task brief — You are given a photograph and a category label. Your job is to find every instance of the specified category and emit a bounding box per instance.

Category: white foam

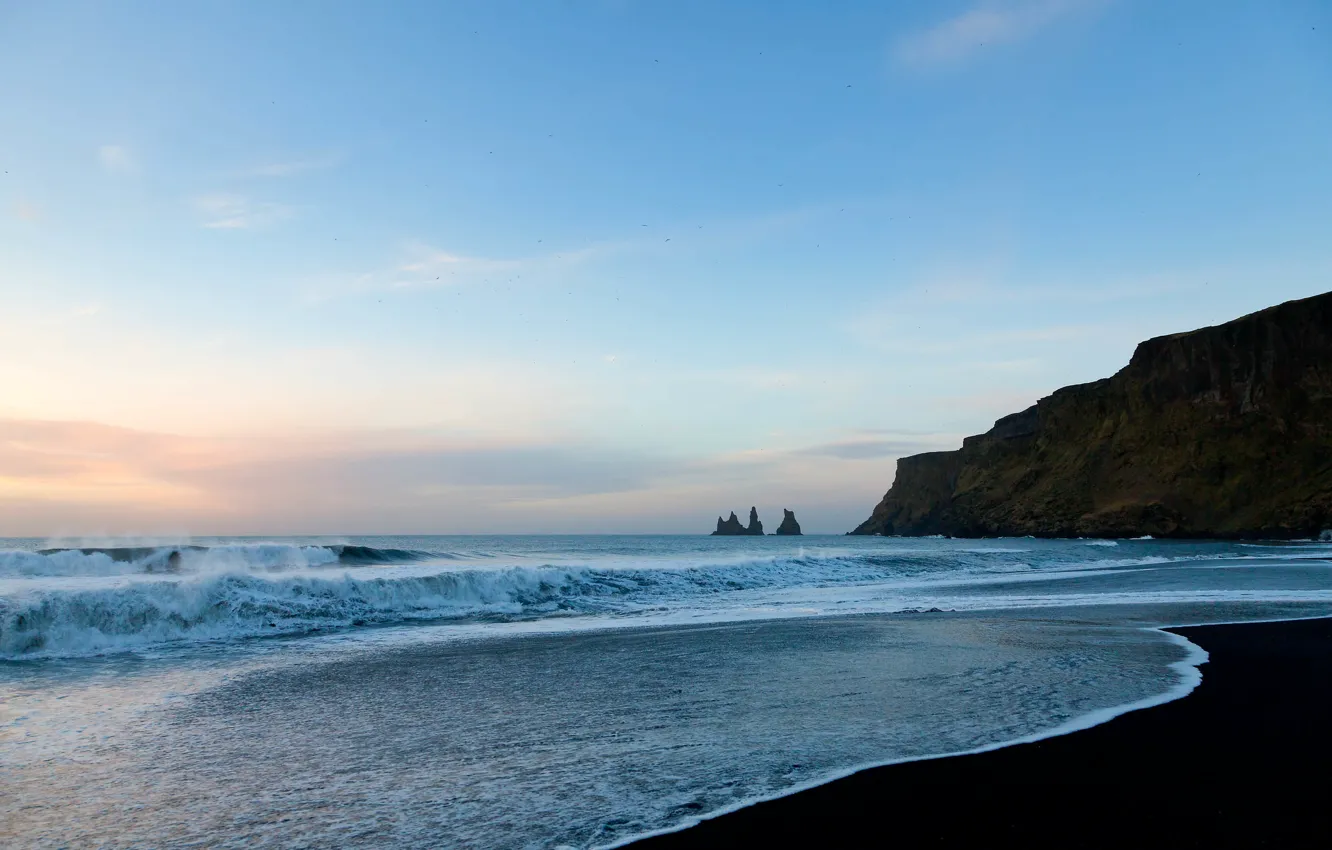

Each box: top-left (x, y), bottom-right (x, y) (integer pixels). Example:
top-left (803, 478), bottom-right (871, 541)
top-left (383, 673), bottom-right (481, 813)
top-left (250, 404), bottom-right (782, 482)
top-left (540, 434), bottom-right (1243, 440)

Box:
top-left (0, 549), bottom-right (132, 577)
top-left (0, 566), bottom-right (573, 658)
top-left (603, 625), bottom-right (1211, 849)
top-left (0, 544), bottom-right (341, 578)
top-left (6, 539), bottom-right (1332, 660)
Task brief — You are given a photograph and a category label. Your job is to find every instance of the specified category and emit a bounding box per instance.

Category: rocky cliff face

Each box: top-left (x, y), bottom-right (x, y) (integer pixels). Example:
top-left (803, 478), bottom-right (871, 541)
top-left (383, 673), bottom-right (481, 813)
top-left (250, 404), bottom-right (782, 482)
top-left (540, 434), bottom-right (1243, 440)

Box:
top-left (852, 292), bottom-right (1332, 539)
top-left (774, 509), bottom-right (803, 535)
top-left (713, 507), bottom-right (765, 536)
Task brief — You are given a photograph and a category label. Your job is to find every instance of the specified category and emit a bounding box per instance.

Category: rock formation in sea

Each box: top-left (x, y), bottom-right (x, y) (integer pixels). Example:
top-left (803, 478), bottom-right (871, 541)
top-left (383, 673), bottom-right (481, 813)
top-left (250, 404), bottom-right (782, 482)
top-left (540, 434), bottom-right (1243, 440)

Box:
top-left (774, 509), bottom-right (803, 535)
top-left (713, 512), bottom-right (745, 535)
top-left (712, 507), bottom-right (765, 536)
top-left (851, 292), bottom-right (1332, 539)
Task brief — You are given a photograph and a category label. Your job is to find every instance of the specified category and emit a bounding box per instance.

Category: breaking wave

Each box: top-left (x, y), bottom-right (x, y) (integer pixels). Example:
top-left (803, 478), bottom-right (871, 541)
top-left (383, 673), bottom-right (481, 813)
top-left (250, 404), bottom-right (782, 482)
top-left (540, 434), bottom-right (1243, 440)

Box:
top-left (0, 544), bottom-right (431, 577)
top-left (1, 551), bottom-right (959, 658)
top-left (5, 538), bottom-right (1329, 659)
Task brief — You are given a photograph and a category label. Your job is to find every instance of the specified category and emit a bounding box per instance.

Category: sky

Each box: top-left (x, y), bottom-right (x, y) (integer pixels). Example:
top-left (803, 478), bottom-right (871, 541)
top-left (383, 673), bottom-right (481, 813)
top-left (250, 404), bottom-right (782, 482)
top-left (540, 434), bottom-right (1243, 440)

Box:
top-left (1, 0), bottom-right (1330, 535)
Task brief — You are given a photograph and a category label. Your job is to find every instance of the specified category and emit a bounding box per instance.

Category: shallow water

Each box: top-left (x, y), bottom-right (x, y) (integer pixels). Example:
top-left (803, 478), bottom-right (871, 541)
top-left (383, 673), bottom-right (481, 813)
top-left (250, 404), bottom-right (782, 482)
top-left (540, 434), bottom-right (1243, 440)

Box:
top-left (4, 536), bottom-right (1332, 848)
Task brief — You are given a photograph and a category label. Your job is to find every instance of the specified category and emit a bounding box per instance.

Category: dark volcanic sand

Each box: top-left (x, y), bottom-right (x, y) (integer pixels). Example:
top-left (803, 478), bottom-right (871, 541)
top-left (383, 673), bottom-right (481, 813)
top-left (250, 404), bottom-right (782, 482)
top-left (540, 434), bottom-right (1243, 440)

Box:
top-left (627, 617), bottom-right (1332, 849)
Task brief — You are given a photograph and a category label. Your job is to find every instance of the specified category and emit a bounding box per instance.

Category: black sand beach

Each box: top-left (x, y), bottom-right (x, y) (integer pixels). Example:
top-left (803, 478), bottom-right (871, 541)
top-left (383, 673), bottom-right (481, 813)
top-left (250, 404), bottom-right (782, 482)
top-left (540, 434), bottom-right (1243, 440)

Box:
top-left (628, 616), bottom-right (1332, 848)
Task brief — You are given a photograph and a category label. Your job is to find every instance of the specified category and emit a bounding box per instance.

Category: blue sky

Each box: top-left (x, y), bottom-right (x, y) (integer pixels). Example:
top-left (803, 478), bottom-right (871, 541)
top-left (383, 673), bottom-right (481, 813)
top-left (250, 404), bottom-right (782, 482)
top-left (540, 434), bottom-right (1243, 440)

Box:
top-left (1, 0), bottom-right (1329, 534)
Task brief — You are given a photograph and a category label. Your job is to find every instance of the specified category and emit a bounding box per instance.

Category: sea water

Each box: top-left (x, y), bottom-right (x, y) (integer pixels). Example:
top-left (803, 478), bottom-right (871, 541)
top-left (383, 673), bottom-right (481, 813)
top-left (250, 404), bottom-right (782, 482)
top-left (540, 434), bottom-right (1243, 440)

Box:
top-left (3, 535), bottom-right (1332, 847)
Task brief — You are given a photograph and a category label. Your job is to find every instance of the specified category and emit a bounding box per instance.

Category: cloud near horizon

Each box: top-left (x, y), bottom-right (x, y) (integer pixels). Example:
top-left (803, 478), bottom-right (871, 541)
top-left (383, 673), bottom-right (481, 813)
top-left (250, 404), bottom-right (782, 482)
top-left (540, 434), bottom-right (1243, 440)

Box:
top-left (894, 0), bottom-right (1101, 69)
top-left (0, 419), bottom-right (918, 536)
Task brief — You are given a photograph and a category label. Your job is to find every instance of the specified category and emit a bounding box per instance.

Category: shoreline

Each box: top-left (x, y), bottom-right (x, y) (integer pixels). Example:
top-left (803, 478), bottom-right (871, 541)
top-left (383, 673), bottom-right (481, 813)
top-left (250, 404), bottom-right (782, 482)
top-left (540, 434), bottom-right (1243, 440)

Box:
top-left (622, 615), bottom-right (1332, 848)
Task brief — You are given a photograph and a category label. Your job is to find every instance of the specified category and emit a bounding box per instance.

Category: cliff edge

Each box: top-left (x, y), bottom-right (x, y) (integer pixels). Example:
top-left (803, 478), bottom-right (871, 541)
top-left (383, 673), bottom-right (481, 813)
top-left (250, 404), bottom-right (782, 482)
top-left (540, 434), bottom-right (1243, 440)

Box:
top-left (851, 292), bottom-right (1332, 538)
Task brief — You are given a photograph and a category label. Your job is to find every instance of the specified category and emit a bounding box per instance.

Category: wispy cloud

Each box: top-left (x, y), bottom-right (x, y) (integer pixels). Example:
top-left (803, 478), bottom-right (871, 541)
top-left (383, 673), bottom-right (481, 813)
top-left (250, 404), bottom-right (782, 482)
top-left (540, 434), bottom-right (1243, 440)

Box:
top-left (297, 199), bottom-right (852, 304)
top-left (0, 416), bottom-right (951, 534)
top-left (796, 435), bottom-right (956, 460)
top-left (97, 144), bottom-right (137, 174)
top-left (850, 311), bottom-right (1133, 358)
top-left (293, 196), bottom-right (866, 305)
top-left (299, 239), bottom-right (612, 302)
top-left (845, 265), bottom-right (1215, 356)
top-left (893, 0), bottom-right (1101, 69)
top-left (394, 242), bottom-right (529, 281)
top-left (193, 193), bottom-right (294, 229)
top-left (0, 418), bottom-right (676, 533)
top-left (233, 153), bottom-right (344, 179)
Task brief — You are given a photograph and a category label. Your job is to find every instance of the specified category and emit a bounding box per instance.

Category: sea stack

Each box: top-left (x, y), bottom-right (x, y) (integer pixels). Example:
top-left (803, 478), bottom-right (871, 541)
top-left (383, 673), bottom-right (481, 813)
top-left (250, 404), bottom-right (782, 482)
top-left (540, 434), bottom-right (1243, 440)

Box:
top-left (713, 512), bottom-right (745, 535)
top-left (747, 506), bottom-right (763, 535)
top-left (712, 507), bottom-right (765, 536)
top-left (774, 509), bottom-right (803, 535)
top-left (851, 292), bottom-right (1332, 539)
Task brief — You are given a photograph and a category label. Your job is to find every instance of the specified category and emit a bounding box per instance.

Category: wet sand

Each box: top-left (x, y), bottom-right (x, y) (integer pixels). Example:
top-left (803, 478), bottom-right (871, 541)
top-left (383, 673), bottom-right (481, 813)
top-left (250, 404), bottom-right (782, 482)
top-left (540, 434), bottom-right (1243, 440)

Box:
top-left (626, 616), bottom-right (1332, 848)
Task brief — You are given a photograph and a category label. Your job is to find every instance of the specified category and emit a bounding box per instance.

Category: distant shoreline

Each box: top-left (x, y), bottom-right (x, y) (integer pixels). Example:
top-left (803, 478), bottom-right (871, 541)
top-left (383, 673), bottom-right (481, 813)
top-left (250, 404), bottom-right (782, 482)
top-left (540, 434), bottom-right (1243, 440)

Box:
top-left (625, 616), bottom-right (1332, 848)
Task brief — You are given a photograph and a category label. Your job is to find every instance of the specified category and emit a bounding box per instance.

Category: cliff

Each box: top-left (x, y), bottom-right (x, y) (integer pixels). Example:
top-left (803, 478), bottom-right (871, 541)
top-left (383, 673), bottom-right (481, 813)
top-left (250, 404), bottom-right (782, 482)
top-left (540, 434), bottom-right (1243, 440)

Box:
top-left (774, 509), bottom-right (803, 535)
top-left (713, 507), bottom-right (765, 536)
top-left (852, 292), bottom-right (1332, 539)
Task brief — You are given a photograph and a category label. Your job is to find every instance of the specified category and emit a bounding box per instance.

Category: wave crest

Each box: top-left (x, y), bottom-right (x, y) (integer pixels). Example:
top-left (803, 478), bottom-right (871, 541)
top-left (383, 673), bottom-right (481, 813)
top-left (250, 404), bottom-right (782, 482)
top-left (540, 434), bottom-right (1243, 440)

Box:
top-left (1, 553), bottom-right (903, 658)
top-left (1, 544), bottom-right (428, 577)
top-left (0, 567), bottom-right (576, 657)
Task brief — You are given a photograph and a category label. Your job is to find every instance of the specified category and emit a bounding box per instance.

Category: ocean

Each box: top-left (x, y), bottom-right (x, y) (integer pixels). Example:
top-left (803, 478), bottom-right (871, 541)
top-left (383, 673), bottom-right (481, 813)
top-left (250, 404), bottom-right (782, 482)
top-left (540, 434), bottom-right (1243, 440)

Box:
top-left (4, 534), bottom-right (1332, 848)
